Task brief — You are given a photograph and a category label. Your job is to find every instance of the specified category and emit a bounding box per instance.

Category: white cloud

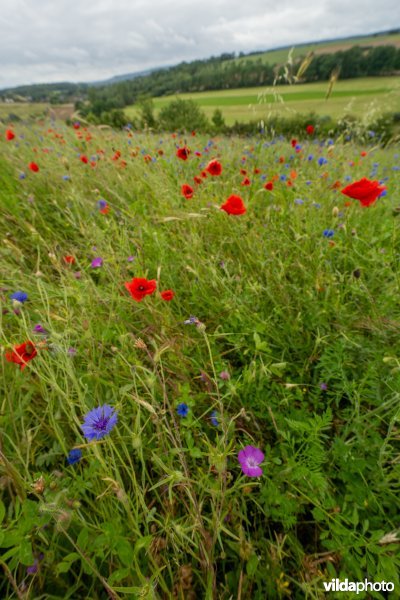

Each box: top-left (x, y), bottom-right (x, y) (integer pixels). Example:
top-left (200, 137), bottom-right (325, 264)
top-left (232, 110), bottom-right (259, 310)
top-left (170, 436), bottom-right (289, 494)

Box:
top-left (0, 0), bottom-right (397, 88)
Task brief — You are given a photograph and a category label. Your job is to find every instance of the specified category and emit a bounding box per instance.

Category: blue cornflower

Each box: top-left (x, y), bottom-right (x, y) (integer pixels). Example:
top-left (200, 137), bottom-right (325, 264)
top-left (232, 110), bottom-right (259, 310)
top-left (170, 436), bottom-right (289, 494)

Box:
top-left (294, 198), bottom-right (304, 205)
top-left (19, 172), bottom-right (26, 180)
top-left (67, 448), bottom-right (82, 465)
top-left (176, 403), bottom-right (189, 417)
top-left (81, 405), bottom-right (118, 441)
top-left (318, 157), bottom-right (328, 166)
top-left (210, 411), bottom-right (219, 427)
top-left (323, 229), bottom-right (335, 238)
top-left (97, 199), bottom-right (107, 209)
top-left (308, 154), bottom-right (314, 161)
top-left (280, 174), bottom-right (287, 181)
top-left (62, 175), bottom-right (70, 181)
top-left (184, 315), bottom-right (200, 325)
top-left (10, 291), bottom-right (28, 303)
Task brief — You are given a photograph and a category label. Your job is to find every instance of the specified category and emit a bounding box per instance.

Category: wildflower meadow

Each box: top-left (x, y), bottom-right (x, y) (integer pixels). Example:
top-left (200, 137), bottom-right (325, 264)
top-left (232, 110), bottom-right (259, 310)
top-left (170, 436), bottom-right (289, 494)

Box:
top-left (1, 121), bottom-right (400, 599)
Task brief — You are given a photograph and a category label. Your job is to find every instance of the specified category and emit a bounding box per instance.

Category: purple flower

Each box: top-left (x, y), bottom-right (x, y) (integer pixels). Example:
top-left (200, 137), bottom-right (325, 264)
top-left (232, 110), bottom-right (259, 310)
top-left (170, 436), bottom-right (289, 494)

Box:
top-left (323, 229), bottom-right (335, 238)
top-left (67, 448), bottom-right (82, 465)
top-left (81, 405), bottom-right (118, 441)
top-left (219, 370), bottom-right (230, 381)
top-left (238, 445), bottom-right (264, 477)
top-left (91, 257), bottom-right (103, 268)
top-left (127, 256), bottom-right (135, 262)
top-left (320, 382), bottom-right (328, 391)
top-left (210, 410), bottom-right (219, 426)
top-left (67, 347), bottom-right (77, 356)
top-left (97, 199), bottom-right (107, 209)
top-left (26, 553), bottom-right (44, 575)
top-left (33, 324), bottom-right (47, 334)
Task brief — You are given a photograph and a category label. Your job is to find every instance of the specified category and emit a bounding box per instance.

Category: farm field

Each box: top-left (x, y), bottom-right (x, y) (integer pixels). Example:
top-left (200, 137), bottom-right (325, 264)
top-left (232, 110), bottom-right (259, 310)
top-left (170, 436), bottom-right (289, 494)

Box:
top-left (234, 31), bottom-right (400, 66)
top-left (1, 121), bottom-right (400, 598)
top-left (125, 77), bottom-right (400, 124)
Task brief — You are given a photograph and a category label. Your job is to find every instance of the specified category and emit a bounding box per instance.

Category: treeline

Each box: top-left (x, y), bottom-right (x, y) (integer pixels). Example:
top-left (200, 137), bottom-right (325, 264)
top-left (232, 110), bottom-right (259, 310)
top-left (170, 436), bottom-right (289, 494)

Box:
top-left (0, 82), bottom-right (88, 104)
top-left (79, 44), bottom-right (400, 118)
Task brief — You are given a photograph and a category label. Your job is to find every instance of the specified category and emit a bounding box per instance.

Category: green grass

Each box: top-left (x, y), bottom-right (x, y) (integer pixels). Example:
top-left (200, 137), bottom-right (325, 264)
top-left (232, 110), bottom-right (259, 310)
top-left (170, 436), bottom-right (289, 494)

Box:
top-left (125, 77), bottom-right (400, 124)
top-left (1, 122), bottom-right (400, 599)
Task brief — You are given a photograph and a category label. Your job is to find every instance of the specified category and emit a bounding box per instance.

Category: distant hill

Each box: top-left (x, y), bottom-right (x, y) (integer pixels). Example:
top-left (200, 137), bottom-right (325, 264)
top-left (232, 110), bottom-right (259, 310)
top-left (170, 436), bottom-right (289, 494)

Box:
top-left (0, 28), bottom-right (399, 103)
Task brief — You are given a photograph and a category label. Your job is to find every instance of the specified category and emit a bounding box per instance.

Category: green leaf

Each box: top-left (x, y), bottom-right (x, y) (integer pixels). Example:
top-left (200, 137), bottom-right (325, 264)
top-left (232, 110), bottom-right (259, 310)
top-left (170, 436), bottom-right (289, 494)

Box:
top-left (77, 527), bottom-right (89, 551)
top-left (116, 538), bottom-right (134, 567)
top-left (108, 567), bottom-right (131, 585)
top-left (19, 540), bottom-right (34, 566)
top-left (246, 554), bottom-right (259, 577)
top-left (0, 500), bottom-right (5, 525)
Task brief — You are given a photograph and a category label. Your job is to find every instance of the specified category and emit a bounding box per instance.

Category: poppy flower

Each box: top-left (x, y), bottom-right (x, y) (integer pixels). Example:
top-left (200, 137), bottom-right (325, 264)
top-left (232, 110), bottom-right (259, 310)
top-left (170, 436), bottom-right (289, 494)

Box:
top-left (28, 162), bottom-right (39, 172)
top-left (176, 147), bottom-right (190, 161)
top-left (306, 125), bottom-right (315, 135)
top-left (241, 177), bottom-right (251, 186)
top-left (64, 255), bottom-right (75, 264)
top-left (264, 182), bottom-right (273, 191)
top-left (161, 289), bottom-right (175, 301)
top-left (341, 177), bottom-right (386, 207)
top-left (181, 184), bottom-right (194, 199)
top-left (205, 159), bottom-right (222, 176)
top-left (221, 195), bottom-right (246, 215)
top-left (291, 139), bottom-right (297, 147)
top-left (80, 155), bottom-right (88, 164)
top-left (193, 175), bottom-right (202, 185)
top-left (5, 341), bottom-right (37, 370)
top-left (5, 129), bottom-right (15, 141)
top-left (125, 277), bottom-right (157, 302)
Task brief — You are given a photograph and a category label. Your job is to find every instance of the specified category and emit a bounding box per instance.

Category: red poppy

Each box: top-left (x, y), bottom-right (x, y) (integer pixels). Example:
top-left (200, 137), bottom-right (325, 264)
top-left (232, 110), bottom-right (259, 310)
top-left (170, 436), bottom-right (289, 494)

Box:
top-left (28, 162), bottom-right (39, 172)
top-left (5, 129), bottom-right (15, 141)
top-left (306, 125), bottom-right (315, 135)
top-left (341, 177), bottom-right (386, 207)
top-left (360, 151), bottom-right (367, 157)
top-left (80, 155), bottom-right (88, 164)
top-left (221, 195), bottom-right (246, 215)
top-left (124, 277), bottom-right (157, 302)
top-left (193, 175), bottom-right (202, 185)
top-left (64, 255), bottom-right (75, 264)
top-left (161, 289), bottom-right (175, 301)
top-left (143, 154), bottom-right (152, 162)
top-left (254, 168), bottom-right (261, 174)
top-left (240, 169), bottom-right (247, 176)
top-left (264, 182), bottom-right (273, 191)
top-left (206, 159), bottom-right (222, 176)
top-left (6, 341), bottom-right (37, 370)
top-left (176, 147), bottom-right (190, 161)
top-left (181, 184), bottom-right (194, 199)
top-left (241, 177), bottom-right (251, 186)
top-left (291, 139), bottom-right (297, 147)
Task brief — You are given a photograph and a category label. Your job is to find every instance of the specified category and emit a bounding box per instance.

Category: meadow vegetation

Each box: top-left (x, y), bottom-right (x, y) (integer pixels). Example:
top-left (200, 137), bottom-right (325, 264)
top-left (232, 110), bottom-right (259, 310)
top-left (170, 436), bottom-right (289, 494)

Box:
top-left (1, 120), bottom-right (400, 599)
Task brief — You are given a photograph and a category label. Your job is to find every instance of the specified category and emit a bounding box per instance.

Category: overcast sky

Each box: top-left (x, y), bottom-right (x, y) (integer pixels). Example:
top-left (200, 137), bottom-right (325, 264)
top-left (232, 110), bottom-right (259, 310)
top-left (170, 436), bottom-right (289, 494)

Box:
top-left (0, 0), bottom-right (398, 89)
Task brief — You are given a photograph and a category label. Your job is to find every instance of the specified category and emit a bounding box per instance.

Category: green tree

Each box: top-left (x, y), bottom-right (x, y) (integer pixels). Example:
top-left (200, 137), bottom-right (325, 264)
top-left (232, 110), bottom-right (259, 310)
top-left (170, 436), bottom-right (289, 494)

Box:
top-left (158, 98), bottom-right (208, 132)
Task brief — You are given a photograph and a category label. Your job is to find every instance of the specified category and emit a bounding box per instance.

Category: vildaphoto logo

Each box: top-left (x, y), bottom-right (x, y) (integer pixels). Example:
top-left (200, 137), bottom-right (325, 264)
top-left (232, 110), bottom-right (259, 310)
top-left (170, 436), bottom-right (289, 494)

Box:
top-left (323, 579), bottom-right (394, 594)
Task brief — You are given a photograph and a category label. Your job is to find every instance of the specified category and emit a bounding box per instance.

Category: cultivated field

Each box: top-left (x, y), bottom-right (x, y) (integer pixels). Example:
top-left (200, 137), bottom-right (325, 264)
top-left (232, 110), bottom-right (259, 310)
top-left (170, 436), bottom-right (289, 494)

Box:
top-left (125, 77), bottom-right (400, 124)
top-left (1, 122), bottom-right (400, 598)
